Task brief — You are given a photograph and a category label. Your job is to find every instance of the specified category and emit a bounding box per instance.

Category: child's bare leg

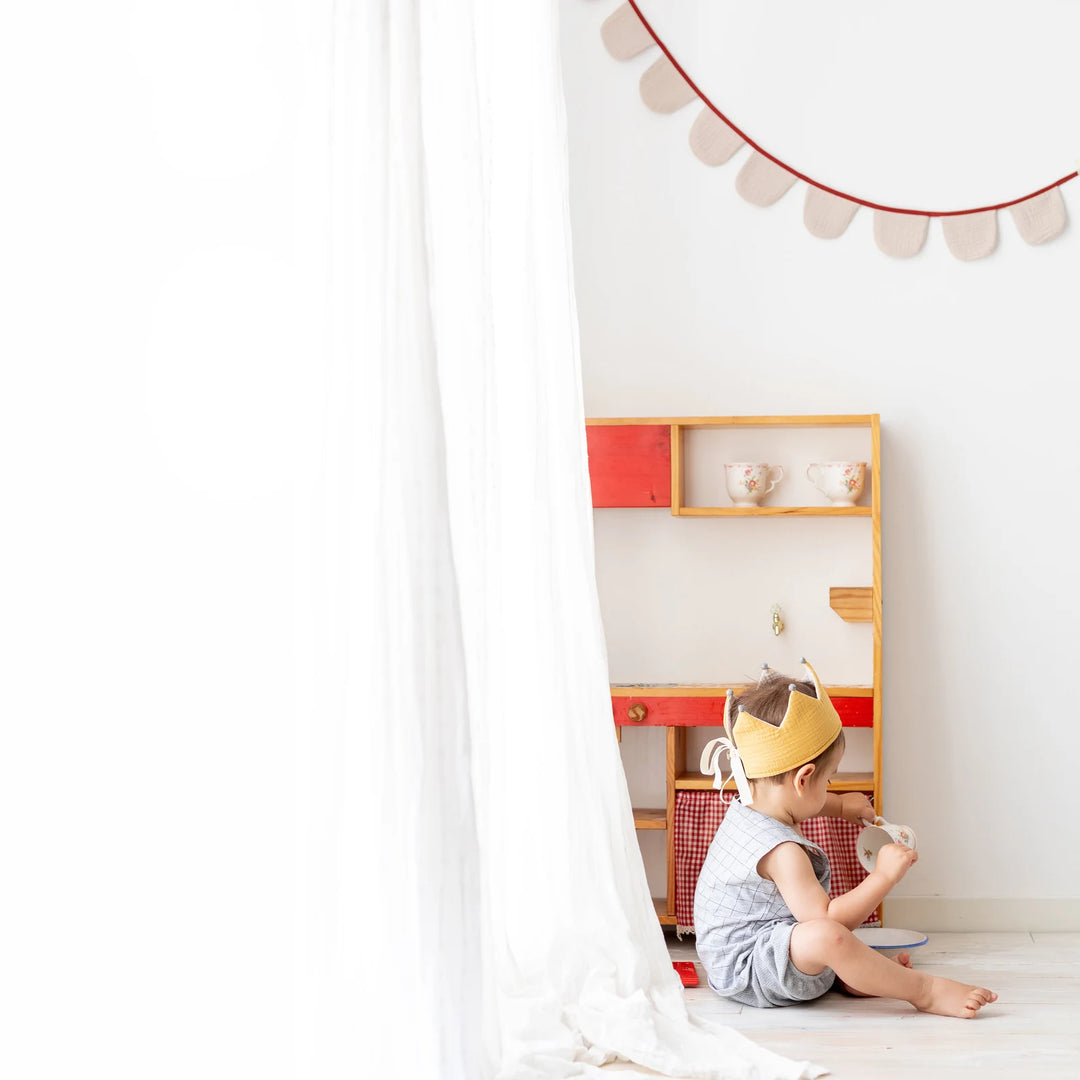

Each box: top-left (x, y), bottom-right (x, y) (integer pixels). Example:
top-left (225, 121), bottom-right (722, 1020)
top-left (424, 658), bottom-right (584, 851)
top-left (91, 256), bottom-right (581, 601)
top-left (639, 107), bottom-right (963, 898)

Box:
top-left (837, 951), bottom-right (911, 996)
top-left (790, 921), bottom-right (997, 1018)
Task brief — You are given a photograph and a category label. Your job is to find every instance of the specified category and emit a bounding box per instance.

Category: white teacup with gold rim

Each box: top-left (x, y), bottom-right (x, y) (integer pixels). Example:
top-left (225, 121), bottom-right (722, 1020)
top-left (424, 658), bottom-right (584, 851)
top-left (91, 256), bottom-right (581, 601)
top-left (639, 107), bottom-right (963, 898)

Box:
top-left (806, 461), bottom-right (867, 506)
top-left (724, 463), bottom-right (784, 507)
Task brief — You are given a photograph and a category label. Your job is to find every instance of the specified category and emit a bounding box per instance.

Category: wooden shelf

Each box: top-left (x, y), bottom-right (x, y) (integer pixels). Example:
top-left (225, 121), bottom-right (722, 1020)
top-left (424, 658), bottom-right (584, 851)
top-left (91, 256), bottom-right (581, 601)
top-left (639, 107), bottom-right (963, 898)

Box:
top-left (826, 774), bottom-right (876, 792)
top-left (589, 415), bottom-right (874, 428)
top-left (591, 413), bottom-right (883, 929)
top-left (830, 586), bottom-right (874, 622)
top-left (676, 771), bottom-right (874, 792)
top-left (611, 684), bottom-right (872, 697)
top-left (653, 897), bottom-right (677, 926)
top-left (675, 506), bottom-right (871, 517)
top-left (634, 808), bottom-right (667, 830)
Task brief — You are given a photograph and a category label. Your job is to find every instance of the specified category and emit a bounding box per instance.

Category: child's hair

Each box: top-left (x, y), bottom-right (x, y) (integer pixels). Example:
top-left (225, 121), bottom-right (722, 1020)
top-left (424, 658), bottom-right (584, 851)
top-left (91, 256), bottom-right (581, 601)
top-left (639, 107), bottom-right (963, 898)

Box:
top-left (730, 669), bottom-right (845, 784)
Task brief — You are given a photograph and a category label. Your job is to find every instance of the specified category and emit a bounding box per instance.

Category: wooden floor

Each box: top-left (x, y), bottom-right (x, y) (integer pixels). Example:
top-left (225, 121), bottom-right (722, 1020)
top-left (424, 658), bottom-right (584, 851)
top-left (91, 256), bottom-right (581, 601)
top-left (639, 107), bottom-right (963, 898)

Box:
top-left (651, 930), bottom-right (1080, 1079)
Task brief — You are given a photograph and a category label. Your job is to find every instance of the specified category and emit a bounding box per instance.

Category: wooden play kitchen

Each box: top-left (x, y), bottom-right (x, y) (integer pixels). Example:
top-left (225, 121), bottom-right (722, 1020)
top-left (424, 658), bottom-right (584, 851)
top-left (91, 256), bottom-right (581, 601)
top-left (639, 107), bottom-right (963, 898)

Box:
top-left (586, 415), bottom-right (882, 926)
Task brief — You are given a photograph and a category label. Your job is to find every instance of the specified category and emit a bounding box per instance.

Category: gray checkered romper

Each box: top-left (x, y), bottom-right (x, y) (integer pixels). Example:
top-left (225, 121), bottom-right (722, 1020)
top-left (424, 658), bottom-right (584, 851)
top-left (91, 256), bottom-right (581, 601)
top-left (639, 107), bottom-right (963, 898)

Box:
top-left (693, 798), bottom-right (836, 1007)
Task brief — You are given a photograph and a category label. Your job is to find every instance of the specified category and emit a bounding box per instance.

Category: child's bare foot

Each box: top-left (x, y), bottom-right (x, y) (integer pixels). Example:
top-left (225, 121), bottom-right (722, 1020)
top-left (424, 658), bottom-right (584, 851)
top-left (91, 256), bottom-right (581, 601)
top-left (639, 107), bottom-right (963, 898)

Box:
top-left (893, 951), bottom-right (912, 969)
top-left (913, 974), bottom-right (997, 1018)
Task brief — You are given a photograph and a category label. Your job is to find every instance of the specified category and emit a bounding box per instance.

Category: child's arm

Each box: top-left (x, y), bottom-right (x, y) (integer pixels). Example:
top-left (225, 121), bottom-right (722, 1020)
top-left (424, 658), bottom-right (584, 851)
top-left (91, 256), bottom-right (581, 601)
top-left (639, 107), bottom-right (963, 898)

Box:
top-left (820, 792), bottom-right (874, 824)
top-left (759, 841), bottom-right (918, 931)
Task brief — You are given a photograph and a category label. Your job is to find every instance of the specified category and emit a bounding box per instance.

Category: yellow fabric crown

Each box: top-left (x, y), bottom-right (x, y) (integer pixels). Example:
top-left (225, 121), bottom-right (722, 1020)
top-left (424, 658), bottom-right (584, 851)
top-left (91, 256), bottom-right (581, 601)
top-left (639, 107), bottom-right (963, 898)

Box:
top-left (725, 659), bottom-right (843, 779)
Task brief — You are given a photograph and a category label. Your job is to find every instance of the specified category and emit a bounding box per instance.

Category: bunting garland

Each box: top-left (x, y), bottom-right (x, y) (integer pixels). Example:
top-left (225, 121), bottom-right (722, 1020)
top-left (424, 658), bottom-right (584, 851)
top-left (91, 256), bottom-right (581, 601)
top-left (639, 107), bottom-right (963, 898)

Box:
top-left (596, 0), bottom-right (1075, 260)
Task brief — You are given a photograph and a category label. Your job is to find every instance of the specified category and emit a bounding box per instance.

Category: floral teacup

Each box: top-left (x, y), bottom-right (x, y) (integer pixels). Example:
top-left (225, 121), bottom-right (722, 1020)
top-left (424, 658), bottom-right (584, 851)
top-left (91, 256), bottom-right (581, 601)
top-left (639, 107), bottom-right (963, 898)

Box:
top-left (724, 463), bottom-right (784, 507)
top-left (857, 816), bottom-right (917, 873)
top-left (806, 461), bottom-right (867, 506)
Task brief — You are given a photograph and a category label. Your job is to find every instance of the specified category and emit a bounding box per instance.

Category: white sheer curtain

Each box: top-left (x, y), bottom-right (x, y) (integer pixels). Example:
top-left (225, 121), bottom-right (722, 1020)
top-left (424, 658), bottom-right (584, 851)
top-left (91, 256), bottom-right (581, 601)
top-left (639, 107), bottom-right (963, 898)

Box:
top-left (293, 2), bottom-right (822, 1078)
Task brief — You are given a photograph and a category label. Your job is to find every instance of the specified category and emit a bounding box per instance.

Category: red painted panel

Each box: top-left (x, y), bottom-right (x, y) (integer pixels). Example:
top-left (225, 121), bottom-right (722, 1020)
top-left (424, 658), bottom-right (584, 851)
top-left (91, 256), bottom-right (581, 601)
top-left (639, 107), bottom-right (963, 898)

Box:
top-left (612, 696), bottom-right (724, 727)
top-left (613, 694), bottom-right (873, 728)
top-left (832, 696), bottom-right (873, 727)
top-left (586, 424), bottom-right (671, 508)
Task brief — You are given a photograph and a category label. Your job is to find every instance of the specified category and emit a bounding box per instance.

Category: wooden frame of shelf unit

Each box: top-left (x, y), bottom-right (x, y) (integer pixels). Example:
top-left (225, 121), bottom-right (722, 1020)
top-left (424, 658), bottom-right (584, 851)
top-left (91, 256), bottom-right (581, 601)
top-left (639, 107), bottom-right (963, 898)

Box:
top-left (588, 414), bottom-right (882, 927)
top-left (676, 772), bottom-right (875, 792)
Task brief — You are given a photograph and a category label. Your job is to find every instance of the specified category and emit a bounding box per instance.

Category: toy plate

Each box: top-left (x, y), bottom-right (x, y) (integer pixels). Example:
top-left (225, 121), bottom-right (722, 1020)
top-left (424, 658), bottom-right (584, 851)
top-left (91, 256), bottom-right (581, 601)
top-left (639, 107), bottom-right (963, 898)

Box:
top-left (853, 927), bottom-right (929, 950)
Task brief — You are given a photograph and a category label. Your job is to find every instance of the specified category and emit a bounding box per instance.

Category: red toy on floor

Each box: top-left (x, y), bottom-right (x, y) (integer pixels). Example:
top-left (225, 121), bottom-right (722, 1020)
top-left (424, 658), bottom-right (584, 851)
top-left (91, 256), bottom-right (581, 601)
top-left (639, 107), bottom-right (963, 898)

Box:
top-left (672, 961), bottom-right (698, 987)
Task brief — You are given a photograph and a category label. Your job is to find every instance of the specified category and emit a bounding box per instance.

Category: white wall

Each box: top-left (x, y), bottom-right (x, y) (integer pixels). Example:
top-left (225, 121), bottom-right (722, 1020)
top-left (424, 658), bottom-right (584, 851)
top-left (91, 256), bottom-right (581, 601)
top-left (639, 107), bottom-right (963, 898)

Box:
top-left (2, 3), bottom-right (307, 1074)
top-left (561, 0), bottom-right (1080, 927)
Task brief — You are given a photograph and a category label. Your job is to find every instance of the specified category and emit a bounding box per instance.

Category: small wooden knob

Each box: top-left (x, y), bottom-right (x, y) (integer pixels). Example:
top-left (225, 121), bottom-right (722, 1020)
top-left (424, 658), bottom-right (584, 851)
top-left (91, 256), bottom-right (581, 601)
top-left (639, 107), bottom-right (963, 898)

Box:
top-left (627, 703), bottom-right (647, 723)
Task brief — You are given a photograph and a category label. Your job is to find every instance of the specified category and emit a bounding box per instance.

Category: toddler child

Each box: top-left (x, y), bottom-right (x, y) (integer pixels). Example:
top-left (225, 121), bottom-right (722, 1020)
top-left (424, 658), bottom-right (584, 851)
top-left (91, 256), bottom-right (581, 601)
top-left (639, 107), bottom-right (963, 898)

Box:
top-left (693, 660), bottom-right (996, 1018)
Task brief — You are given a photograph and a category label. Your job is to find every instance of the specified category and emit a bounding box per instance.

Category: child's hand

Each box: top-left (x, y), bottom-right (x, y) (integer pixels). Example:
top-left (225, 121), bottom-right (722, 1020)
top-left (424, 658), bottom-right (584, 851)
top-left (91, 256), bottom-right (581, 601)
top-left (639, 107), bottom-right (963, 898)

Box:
top-left (839, 792), bottom-right (875, 825)
top-left (874, 842), bottom-right (919, 886)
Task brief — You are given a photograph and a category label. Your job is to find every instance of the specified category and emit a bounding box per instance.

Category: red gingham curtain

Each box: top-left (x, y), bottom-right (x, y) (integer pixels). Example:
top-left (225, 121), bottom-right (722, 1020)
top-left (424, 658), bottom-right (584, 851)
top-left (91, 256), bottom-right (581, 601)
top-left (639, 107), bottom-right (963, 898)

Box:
top-left (673, 790), bottom-right (881, 933)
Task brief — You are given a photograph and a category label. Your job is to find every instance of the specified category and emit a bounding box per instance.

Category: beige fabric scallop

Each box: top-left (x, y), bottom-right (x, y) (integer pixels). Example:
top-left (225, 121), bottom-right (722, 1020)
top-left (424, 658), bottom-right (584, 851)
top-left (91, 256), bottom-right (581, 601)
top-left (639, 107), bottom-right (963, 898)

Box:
top-left (941, 210), bottom-right (998, 261)
top-left (1009, 188), bottom-right (1067, 245)
top-left (600, 3), bottom-right (654, 60)
top-left (873, 211), bottom-right (929, 258)
top-left (639, 57), bottom-right (697, 113)
top-left (735, 153), bottom-right (796, 207)
top-left (803, 188), bottom-right (859, 239)
top-left (688, 108), bottom-right (744, 165)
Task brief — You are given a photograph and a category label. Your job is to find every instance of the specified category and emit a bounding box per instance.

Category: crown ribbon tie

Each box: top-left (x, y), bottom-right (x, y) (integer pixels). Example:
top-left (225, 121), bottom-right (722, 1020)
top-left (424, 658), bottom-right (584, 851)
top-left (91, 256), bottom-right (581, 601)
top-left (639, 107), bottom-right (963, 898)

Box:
top-left (699, 736), bottom-right (754, 805)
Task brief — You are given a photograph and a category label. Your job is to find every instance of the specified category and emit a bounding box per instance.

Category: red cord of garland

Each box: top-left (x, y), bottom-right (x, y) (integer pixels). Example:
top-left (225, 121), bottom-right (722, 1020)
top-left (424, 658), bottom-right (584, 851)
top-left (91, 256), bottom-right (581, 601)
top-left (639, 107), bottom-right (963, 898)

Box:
top-left (624, 0), bottom-right (1077, 218)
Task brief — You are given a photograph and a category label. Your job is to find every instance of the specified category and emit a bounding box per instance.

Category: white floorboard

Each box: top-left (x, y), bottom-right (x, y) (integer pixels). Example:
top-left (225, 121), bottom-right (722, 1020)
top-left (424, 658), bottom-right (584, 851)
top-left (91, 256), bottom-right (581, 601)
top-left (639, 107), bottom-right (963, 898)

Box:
top-left (646, 930), bottom-right (1080, 1079)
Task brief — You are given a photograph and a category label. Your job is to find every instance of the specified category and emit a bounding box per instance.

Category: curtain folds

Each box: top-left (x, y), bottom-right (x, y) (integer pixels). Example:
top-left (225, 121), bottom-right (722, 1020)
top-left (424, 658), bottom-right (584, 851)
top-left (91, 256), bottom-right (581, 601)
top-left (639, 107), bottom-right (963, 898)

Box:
top-left (294, 2), bottom-right (823, 1078)
top-left (292, 3), bottom-right (486, 1078)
